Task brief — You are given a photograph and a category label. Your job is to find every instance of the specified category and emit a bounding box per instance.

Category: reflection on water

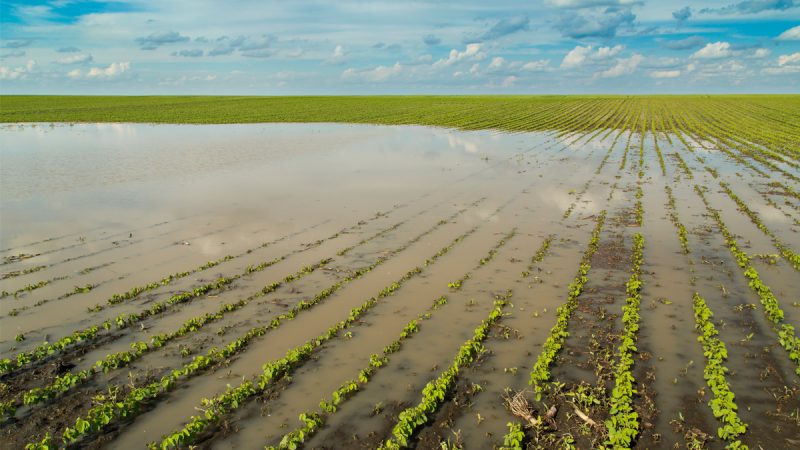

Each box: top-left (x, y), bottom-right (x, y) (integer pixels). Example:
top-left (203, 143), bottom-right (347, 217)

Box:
top-left (1, 123), bottom-right (552, 249)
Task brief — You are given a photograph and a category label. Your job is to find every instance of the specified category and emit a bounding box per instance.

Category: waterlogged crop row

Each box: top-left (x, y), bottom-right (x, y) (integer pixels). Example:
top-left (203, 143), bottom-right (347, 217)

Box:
top-left (0, 264), bottom-right (47, 280)
top-left (529, 210), bottom-right (606, 398)
top-left (7, 204), bottom-right (481, 418)
top-left (265, 227), bottom-right (517, 449)
top-left (694, 186), bottom-right (800, 375)
top-left (1, 202), bottom-right (460, 376)
top-left (522, 235), bottom-right (554, 278)
top-left (664, 186), bottom-right (690, 254)
top-left (381, 292), bottom-right (513, 449)
top-left (1, 259), bottom-right (330, 419)
top-left (692, 293), bottom-right (749, 449)
top-left (154, 228), bottom-right (476, 449)
top-left (32, 226), bottom-right (472, 447)
top-left (0, 275), bottom-right (236, 375)
top-left (717, 181), bottom-right (799, 272)
top-left (604, 233), bottom-right (644, 448)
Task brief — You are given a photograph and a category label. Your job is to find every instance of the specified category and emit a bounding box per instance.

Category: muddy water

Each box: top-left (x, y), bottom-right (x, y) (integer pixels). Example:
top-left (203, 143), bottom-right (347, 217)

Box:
top-left (1, 123), bottom-right (798, 450)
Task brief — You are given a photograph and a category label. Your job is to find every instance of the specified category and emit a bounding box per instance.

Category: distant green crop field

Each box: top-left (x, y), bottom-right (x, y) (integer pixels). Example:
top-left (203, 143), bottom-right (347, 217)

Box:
top-left (1, 96), bottom-right (799, 159)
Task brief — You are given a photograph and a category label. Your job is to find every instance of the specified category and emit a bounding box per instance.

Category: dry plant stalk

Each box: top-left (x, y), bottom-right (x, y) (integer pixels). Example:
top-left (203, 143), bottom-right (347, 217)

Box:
top-left (504, 390), bottom-right (542, 427)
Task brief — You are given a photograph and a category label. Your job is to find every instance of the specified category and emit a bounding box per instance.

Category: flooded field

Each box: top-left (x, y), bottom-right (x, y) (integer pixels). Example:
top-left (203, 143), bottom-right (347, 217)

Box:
top-left (1, 119), bottom-right (798, 449)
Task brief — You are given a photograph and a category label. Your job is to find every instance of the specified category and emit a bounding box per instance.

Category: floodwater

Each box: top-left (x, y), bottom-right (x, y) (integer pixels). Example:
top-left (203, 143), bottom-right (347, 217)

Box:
top-left (0, 123), bottom-right (798, 449)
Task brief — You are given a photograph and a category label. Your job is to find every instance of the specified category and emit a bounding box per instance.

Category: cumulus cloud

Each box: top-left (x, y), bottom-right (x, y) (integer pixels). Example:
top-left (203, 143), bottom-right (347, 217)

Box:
top-left (692, 41), bottom-right (732, 59)
top-left (342, 62), bottom-right (402, 81)
top-left (640, 56), bottom-right (682, 69)
top-left (57, 47), bottom-right (80, 53)
top-left (0, 60), bottom-right (35, 80)
top-left (672, 6), bottom-right (692, 21)
top-left (136, 31), bottom-right (189, 50)
top-left (561, 45), bottom-right (592, 68)
top-left (561, 45), bottom-right (623, 68)
top-left (778, 52), bottom-right (800, 65)
top-left (521, 60), bottom-right (550, 71)
top-left (594, 45), bottom-right (624, 58)
top-left (501, 75), bottom-right (518, 87)
top-left (2, 40), bottom-right (32, 49)
top-left (596, 54), bottom-right (643, 77)
top-left (79, 62), bottom-right (130, 79)
top-left (650, 69), bottom-right (681, 78)
top-left (433, 43), bottom-right (485, 68)
top-left (55, 53), bottom-right (92, 65)
top-left (326, 44), bottom-right (347, 65)
top-left (700, 0), bottom-right (798, 15)
top-left (556, 7), bottom-right (635, 39)
top-left (172, 49), bottom-right (204, 57)
top-left (487, 56), bottom-right (506, 70)
top-left (777, 25), bottom-right (800, 40)
top-left (662, 36), bottom-right (706, 50)
top-left (423, 34), bottom-right (441, 46)
top-left (752, 48), bottom-right (771, 58)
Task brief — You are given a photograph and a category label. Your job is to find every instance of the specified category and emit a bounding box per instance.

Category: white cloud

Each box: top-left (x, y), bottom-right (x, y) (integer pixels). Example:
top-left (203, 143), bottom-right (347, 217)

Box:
top-left (777, 25), bottom-right (800, 41)
top-left (778, 52), bottom-right (800, 66)
top-left (56, 53), bottom-right (93, 65)
top-left (752, 48), bottom-right (771, 58)
top-left (342, 62), bottom-right (402, 81)
top-left (501, 75), bottom-right (518, 87)
top-left (561, 45), bottom-right (592, 68)
top-left (0, 60), bottom-right (36, 80)
top-left (433, 43), bottom-right (485, 68)
top-left (593, 45), bottom-right (624, 59)
top-left (85, 62), bottom-right (130, 79)
top-left (561, 44), bottom-right (623, 69)
top-left (521, 59), bottom-right (550, 71)
top-left (488, 56), bottom-right (505, 70)
top-left (67, 69), bottom-right (82, 79)
top-left (597, 54), bottom-right (643, 78)
top-left (691, 41), bottom-right (732, 59)
top-left (326, 45), bottom-right (347, 65)
top-left (650, 70), bottom-right (680, 78)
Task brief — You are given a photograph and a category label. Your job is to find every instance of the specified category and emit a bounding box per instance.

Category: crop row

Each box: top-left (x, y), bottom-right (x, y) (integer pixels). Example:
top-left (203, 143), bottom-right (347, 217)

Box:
top-left (153, 227), bottom-right (477, 449)
top-left (604, 233), bottom-right (644, 448)
top-left (1, 201), bottom-right (462, 376)
top-left (0, 258), bottom-right (330, 419)
top-left (694, 185), bottom-right (800, 375)
top-left (664, 186), bottom-right (690, 254)
top-left (266, 228), bottom-right (518, 449)
top-left (5, 203), bottom-right (482, 416)
top-left (692, 293), bottom-right (749, 449)
top-left (717, 181), bottom-right (799, 271)
top-left (381, 291), bottom-right (512, 449)
top-left (528, 210), bottom-right (607, 398)
top-left (0, 264), bottom-right (47, 280)
top-left (25, 228), bottom-right (475, 444)
top-left (521, 235), bottom-right (553, 278)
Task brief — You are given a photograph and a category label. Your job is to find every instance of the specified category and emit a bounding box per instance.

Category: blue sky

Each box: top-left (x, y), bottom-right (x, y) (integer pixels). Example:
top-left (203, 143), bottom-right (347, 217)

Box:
top-left (1, 0), bottom-right (799, 94)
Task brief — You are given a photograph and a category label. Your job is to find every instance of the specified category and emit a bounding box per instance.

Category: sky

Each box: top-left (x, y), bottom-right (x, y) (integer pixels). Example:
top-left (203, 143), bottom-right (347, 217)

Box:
top-left (1, 0), bottom-right (799, 94)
